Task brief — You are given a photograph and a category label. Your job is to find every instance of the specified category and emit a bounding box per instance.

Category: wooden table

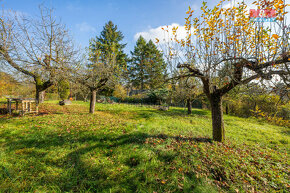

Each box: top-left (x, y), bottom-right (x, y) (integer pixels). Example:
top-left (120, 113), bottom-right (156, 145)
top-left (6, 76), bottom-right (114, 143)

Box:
top-left (6, 98), bottom-right (38, 115)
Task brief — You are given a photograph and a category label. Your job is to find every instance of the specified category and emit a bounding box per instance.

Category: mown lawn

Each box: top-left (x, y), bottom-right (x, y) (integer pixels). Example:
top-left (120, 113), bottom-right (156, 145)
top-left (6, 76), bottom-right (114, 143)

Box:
top-left (0, 101), bottom-right (289, 192)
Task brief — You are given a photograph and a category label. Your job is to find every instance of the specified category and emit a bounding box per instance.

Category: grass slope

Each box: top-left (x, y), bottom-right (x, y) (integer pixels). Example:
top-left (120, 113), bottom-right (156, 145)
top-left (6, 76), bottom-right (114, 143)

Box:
top-left (0, 101), bottom-right (289, 192)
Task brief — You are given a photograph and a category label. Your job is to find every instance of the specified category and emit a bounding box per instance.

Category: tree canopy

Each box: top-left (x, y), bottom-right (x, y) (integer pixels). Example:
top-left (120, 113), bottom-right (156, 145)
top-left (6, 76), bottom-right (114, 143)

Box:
top-left (159, 0), bottom-right (289, 142)
top-left (128, 36), bottom-right (166, 90)
top-left (89, 21), bottom-right (127, 68)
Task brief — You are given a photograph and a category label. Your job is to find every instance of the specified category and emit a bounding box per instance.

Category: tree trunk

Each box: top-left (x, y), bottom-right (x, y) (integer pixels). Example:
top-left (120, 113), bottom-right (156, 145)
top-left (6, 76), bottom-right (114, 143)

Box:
top-left (225, 103), bottom-right (229, 115)
top-left (35, 88), bottom-right (45, 104)
top-left (187, 98), bottom-right (192, 115)
top-left (89, 89), bottom-right (97, 114)
top-left (210, 94), bottom-right (225, 142)
top-left (39, 91), bottom-right (45, 103)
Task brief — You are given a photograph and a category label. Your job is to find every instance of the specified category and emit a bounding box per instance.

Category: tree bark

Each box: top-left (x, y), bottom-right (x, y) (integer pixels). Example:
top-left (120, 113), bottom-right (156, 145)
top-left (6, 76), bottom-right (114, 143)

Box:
top-left (225, 103), bottom-right (229, 115)
top-left (39, 91), bottom-right (45, 103)
top-left (89, 89), bottom-right (97, 114)
top-left (35, 87), bottom-right (42, 105)
top-left (35, 89), bottom-right (46, 104)
top-left (210, 94), bottom-right (225, 142)
top-left (187, 98), bottom-right (192, 115)
top-left (34, 77), bottom-right (53, 105)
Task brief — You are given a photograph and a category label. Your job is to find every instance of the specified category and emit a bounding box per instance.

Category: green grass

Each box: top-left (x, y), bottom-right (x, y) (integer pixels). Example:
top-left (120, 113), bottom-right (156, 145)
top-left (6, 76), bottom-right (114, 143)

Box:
top-left (0, 101), bottom-right (289, 192)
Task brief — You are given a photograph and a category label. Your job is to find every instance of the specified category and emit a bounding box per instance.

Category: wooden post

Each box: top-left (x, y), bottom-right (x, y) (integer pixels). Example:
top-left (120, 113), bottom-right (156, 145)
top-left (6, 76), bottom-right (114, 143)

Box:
top-left (28, 102), bottom-right (31, 112)
top-left (22, 101), bottom-right (25, 115)
top-left (16, 101), bottom-right (19, 111)
top-left (9, 100), bottom-right (11, 114)
top-left (7, 99), bottom-right (9, 113)
top-left (25, 102), bottom-right (28, 111)
top-left (7, 99), bottom-right (12, 114)
top-left (36, 103), bottom-right (39, 114)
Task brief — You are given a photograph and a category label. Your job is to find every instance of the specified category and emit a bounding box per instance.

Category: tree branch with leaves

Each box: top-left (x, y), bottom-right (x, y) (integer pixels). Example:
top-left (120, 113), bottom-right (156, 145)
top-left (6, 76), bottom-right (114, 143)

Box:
top-left (158, 0), bottom-right (289, 142)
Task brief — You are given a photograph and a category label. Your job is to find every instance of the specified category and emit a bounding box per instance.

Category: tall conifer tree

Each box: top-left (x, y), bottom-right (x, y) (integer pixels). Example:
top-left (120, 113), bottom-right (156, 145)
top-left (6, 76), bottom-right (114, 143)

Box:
top-left (128, 36), bottom-right (166, 90)
top-left (90, 21), bottom-right (127, 68)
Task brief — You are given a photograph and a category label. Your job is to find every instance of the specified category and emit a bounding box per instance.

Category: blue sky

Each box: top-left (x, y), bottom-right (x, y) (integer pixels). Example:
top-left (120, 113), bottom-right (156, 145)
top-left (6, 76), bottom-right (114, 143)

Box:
top-left (4, 0), bottom-right (286, 55)
top-left (1, 0), bottom-right (207, 54)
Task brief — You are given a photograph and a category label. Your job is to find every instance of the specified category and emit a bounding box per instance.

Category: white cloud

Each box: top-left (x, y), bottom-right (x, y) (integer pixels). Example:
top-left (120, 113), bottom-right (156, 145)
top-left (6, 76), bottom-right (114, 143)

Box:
top-left (76, 22), bottom-right (96, 33)
top-left (134, 23), bottom-right (188, 44)
top-left (222, 0), bottom-right (289, 19)
top-left (222, 0), bottom-right (256, 14)
top-left (134, 1), bottom-right (289, 44)
top-left (66, 3), bottom-right (82, 12)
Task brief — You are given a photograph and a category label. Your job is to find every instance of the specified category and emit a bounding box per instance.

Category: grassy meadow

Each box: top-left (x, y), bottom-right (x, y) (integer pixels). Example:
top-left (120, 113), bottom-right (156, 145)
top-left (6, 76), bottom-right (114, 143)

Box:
top-left (0, 101), bottom-right (289, 192)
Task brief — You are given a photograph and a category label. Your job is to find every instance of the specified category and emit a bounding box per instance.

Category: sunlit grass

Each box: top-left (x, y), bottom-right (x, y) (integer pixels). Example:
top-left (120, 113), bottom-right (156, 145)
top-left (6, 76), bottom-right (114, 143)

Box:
top-left (0, 101), bottom-right (288, 192)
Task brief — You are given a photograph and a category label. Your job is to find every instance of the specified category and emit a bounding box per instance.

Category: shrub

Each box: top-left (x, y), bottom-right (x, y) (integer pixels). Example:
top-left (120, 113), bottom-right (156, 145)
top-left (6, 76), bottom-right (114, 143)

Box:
top-left (58, 79), bottom-right (70, 100)
top-left (113, 85), bottom-right (127, 100)
top-left (251, 106), bottom-right (289, 127)
top-left (146, 88), bottom-right (169, 105)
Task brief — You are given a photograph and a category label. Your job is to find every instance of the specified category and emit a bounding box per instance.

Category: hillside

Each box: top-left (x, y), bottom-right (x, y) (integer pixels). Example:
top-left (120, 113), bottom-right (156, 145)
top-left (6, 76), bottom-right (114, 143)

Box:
top-left (0, 101), bottom-right (289, 192)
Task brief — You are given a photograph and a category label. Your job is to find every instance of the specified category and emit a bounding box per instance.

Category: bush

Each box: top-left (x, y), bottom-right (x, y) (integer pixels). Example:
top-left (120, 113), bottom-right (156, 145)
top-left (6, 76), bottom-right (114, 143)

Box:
top-left (112, 85), bottom-right (127, 100)
top-left (277, 102), bottom-right (290, 120)
top-left (146, 88), bottom-right (169, 105)
top-left (251, 106), bottom-right (290, 127)
top-left (58, 79), bottom-right (70, 100)
top-left (226, 94), bottom-right (281, 118)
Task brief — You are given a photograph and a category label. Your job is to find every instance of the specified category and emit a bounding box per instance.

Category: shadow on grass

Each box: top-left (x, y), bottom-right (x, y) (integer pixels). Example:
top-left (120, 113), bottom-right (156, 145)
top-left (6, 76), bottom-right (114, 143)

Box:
top-left (97, 106), bottom-right (209, 120)
top-left (0, 130), bottom-right (212, 192)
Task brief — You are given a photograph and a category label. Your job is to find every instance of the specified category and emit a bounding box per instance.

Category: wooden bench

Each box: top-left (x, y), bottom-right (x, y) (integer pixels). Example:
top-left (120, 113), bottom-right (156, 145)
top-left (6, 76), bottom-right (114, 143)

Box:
top-left (7, 98), bottom-right (38, 115)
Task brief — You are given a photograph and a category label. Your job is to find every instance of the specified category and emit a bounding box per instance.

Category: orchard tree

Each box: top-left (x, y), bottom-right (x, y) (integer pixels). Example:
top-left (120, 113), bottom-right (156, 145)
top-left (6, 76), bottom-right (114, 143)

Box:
top-left (76, 21), bottom-right (125, 113)
top-left (159, 0), bottom-right (289, 142)
top-left (173, 75), bottom-right (202, 114)
top-left (0, 7), bottom-right (76, 104)
top-left (75, 49), bottom-right (121, 113)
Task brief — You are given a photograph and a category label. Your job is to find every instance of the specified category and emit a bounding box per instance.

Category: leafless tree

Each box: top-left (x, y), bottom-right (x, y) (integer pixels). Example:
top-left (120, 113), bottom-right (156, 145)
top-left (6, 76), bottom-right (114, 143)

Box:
top-left (0, 6), bottom-right (77, 104)
top-left (73, 50), bottom-right (121, 113)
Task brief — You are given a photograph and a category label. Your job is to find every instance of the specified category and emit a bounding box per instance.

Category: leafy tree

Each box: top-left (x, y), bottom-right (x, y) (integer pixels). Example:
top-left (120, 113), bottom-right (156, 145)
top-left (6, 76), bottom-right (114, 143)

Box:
top-left (161, 0), bottom-right (289, 142)
top-left (0, 72), bottom-right (18, 97)
top-left (173, 75), bottom-right (203, 114)
top-left (113, 84), bottom-right (127, 100)
top-left (147, 88), bottom-right (169, 105)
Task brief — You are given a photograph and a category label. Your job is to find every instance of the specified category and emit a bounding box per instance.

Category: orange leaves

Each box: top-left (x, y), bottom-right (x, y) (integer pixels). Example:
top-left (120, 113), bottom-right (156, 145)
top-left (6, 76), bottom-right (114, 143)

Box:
top-left (160, 0), bottom-right (286, 63)
top-left (155, 38), bottom-right (159, 44)
top-left (186, 5), bottom-right (194, 17)
top-left (272, 34), bottom-right (279, 40)
top-left (172, 26), bottom-right (178, 35)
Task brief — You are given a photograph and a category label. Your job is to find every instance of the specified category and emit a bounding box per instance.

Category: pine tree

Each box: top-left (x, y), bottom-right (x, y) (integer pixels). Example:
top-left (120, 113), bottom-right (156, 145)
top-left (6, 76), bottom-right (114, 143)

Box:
top-left (128, 36), bottom-right (167, 90)
top-left (128, 36), bottom-right (148, 90)
top-left (146, 40), bottom-right (167, 89)
top-left (90, 21), bottom-right (127, 68)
